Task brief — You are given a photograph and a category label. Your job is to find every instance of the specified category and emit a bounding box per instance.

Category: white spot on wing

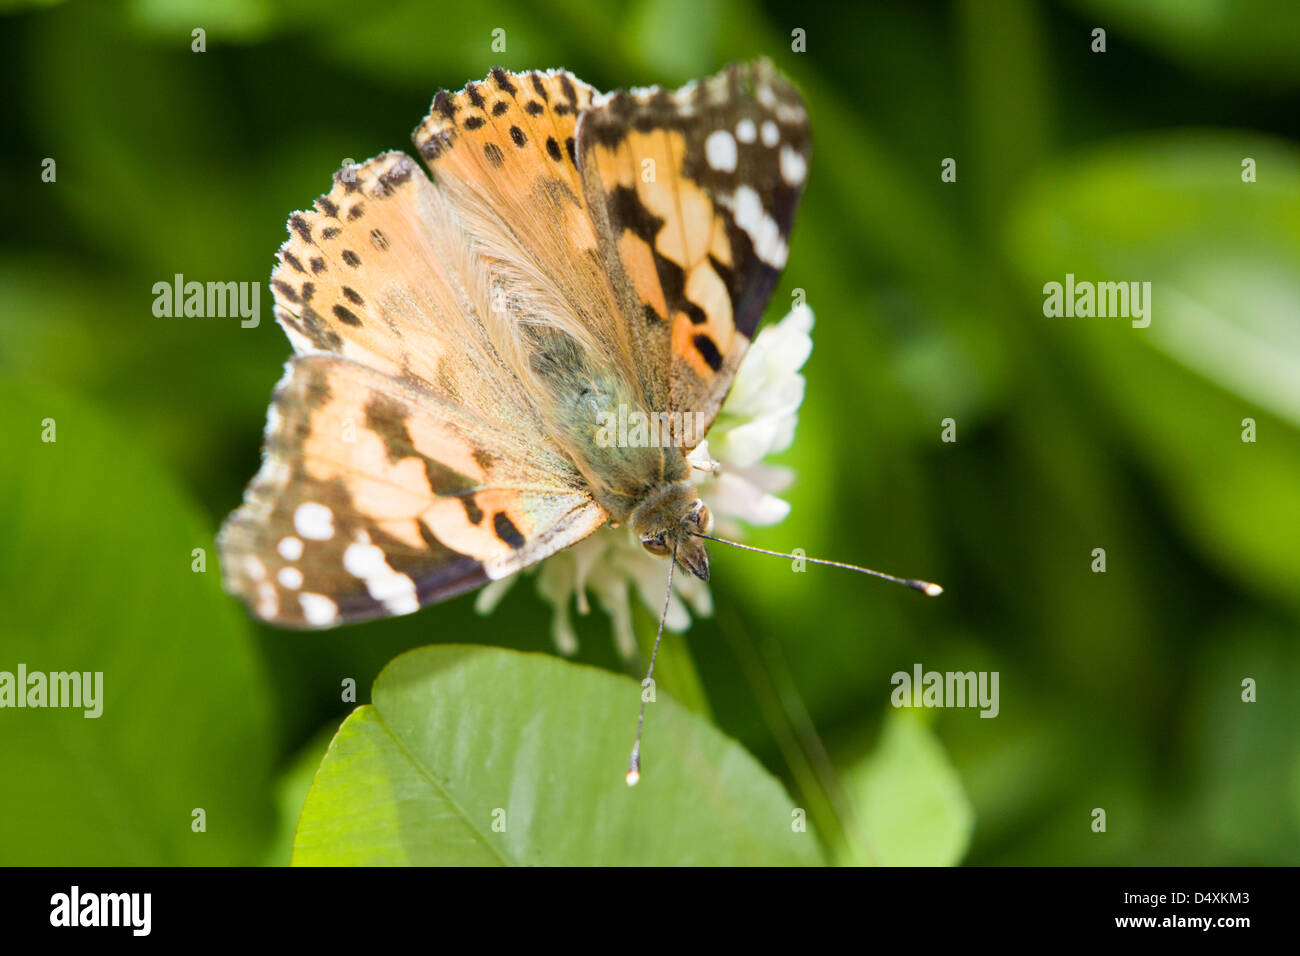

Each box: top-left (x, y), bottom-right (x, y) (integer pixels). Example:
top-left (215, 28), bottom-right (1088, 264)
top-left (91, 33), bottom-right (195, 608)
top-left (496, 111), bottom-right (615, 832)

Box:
top-left (278, 566), bottom-right (303, 590)
top-left (299, 592), bottom-right (338, 626)
top-left (724, 185), bottom-right (788, 268)
top-left (244, 556), bottom-right (267, 581)
top-left (294, 503), bottom-right (334, 541)
top-left (735, 118), bottom-right (756, 143)
top-left (277, 536), bottom-right (304, 561)
top-left (761, 120), bottom-right (779, 148)
top-left (704, 129), bottom-right (737, 172)
top-left (779, 144), bottom-right (807, 186)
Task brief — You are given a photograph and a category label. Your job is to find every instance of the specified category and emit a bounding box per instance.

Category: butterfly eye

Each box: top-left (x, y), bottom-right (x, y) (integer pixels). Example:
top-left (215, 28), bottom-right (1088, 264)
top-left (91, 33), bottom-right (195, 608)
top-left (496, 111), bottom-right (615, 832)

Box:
top-left (689, 500), bottom-right (713, 535)
top-left (640, 533), bottom-right (671, 556)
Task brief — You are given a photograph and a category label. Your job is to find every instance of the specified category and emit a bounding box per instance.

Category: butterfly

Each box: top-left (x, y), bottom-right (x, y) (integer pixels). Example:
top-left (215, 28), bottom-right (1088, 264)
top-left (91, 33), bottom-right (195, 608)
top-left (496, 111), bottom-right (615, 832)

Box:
top-left (218, 60), bottom-right (814, 631)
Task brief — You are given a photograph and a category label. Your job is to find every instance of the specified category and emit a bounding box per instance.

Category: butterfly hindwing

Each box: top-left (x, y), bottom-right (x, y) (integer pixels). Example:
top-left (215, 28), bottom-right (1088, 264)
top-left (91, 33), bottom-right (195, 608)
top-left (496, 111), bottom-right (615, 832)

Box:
top-left (218, 355), bottom-right (606, 628)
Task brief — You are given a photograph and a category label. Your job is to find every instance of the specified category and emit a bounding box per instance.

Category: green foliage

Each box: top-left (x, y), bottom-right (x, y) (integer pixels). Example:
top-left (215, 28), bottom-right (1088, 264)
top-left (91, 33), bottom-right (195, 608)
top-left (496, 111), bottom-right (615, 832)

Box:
top-left (0, 382), bottom-right (273, 864)
top-left (294, 646), bottom-right (822, 865)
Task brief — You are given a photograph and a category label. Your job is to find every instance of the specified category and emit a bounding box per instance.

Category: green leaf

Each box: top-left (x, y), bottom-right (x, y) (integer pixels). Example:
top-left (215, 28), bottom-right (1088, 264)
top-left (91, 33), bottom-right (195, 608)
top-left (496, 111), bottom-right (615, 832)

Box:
top-left (0, 381), bottom-right (273, 864)
top-left (293, 645), bottom-right (824, 865)
top-left (837, 712), bottom-right (974, 866)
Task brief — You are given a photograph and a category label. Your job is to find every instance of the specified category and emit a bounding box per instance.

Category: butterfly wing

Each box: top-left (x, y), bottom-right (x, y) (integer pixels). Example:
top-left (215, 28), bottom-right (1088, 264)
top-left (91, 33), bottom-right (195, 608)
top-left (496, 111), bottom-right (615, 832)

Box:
top-left (219, 354), bottom-right (605, 628)
top-left (576, 59), bottom-right (811, 443)
top-left (410, 68), bottom-right (693, 512)
top-left (220, 149), bottom-right (607, 627)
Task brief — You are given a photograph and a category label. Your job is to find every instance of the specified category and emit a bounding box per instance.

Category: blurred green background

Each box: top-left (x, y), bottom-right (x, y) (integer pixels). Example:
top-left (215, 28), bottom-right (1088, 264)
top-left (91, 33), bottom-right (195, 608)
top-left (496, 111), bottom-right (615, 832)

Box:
top-left (2, 0), bottom-right (1298, 865)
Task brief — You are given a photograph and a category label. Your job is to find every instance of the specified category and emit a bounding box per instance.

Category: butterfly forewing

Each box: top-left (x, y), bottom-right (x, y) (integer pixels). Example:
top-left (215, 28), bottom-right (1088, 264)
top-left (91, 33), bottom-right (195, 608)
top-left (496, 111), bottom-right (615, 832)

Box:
top-left (577, 59), bottom-right (811, 443)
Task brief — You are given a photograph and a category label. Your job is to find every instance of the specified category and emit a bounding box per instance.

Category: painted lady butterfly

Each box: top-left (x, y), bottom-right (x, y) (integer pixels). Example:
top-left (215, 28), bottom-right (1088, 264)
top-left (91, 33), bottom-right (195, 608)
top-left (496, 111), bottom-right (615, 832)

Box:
top-left (218, 61), bottom-right (814, 630)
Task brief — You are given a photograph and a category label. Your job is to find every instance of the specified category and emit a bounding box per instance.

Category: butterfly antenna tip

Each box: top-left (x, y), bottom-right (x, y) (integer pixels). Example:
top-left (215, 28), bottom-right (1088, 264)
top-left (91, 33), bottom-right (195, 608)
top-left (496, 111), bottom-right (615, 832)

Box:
top-left (624, 542), bottom-right (676, 787)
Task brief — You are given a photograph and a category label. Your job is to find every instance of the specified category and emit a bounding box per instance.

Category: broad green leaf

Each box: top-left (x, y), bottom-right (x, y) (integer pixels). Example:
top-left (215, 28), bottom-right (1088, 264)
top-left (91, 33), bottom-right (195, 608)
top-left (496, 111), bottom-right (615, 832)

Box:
top-left (294, 645), bottom-right (824, 865)
top-left (0, 381), bottom-right (273, 864)
top-left (837, 712), bottom-right (974, 866)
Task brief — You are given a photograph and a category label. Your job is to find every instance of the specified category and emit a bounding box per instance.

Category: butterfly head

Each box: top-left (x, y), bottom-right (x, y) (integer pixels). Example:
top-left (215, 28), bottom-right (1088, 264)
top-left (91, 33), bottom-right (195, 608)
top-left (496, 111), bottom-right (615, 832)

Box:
top-left (630, 481), bottom-right (713, 580)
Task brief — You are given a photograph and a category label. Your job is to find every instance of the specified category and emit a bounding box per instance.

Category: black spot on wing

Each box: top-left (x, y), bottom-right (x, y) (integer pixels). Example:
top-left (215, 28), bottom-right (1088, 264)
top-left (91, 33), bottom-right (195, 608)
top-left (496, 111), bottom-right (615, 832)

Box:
top-left (290, 214), bottom-right (312, 244)
top-left (493, 512), bottom-right (526, 550)
top-left (490, 67), bottom-right (517, 95)
top-left (332, 304), bottom-right (362, 327)
top-left (693, 333), bottom-right (724, 371)
top-left (558, 73), bottom-right (578, 108)
top-left (606, 185), bottom-right (662, 244)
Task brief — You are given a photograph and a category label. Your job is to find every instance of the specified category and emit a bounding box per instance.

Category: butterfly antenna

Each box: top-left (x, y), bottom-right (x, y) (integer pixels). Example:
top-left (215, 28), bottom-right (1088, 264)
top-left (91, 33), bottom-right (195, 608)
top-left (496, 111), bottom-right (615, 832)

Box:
top-left (692, 532), bottom-right (943, 596)
top-left (626, 540), bottom-right (677, 786)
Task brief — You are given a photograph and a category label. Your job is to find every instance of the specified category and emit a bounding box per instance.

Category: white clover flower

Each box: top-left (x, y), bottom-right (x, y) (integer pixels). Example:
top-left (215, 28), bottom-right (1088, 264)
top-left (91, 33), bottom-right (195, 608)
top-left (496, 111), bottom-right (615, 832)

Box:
top-left (476, 303), bottom-right (814, 657)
